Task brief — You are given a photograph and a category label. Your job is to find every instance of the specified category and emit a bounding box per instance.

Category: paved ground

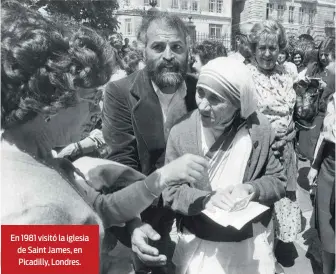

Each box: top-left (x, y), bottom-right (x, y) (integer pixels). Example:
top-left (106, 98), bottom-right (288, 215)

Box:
top-left (276, 160), bottom-right (323, 274)
top-left (102, 160), bottom-right (324, 274)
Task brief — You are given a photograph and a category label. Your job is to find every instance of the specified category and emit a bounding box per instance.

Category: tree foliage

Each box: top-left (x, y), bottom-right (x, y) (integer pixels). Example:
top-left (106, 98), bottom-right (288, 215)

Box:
top-left (287, 35), bottom-right (316, 55)
top-left (287, 35), bottom-right (299, 54)
top-left (21, 0), bottom-right (119, 33)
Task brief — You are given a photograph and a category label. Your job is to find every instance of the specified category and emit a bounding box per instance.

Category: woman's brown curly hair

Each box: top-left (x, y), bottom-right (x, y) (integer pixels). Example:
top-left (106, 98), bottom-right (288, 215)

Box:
top-left (1, 1), bottom-right (115, 130)
top-left (192, 40), bottom-right (227, 66)
top-left (67, 26), bottom-right (115, 89)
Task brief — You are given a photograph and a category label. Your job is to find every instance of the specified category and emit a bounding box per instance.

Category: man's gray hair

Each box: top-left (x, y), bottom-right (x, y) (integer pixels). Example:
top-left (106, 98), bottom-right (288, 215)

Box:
top-left (137, 12), bottom-right (190, 46)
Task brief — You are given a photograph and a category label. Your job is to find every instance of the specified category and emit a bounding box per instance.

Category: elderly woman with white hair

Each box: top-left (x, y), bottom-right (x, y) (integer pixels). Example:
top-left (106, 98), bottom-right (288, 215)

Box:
top-left (162, 57), bottom-right (286, 274)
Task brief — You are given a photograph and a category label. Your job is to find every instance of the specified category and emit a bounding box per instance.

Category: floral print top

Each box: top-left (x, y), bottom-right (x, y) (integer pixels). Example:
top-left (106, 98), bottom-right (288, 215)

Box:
top-left (283, 61), bottom-right (298, 82)
top-left (246, 63), bottom-right (296, 135)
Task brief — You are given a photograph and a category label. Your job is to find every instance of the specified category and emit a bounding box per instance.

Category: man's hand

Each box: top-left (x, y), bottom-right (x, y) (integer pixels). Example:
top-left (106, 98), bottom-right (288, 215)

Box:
top-left (160, 154), bottom-right (209, 186)
top-left (308, 168), bottom-right (318, 187)
top-left (319, 79), bottom-right (327, 90)
top-left (131, 223), bottom-right (167, 267)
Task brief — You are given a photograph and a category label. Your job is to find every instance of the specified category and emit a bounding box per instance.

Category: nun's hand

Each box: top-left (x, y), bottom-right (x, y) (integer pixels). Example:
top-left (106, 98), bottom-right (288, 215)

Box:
top-left (230, 184), bottom-right (255, 202)
top-left (205, 185), bottom-right (255, 212)
top-left (204, 186), bottom-right (235, 211)
top-left (159, 154), bottom-right (209, 186)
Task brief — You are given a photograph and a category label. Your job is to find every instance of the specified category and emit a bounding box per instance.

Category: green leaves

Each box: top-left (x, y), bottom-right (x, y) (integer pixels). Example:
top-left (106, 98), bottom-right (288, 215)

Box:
top-left (21, 0), bottom-right (120, 34)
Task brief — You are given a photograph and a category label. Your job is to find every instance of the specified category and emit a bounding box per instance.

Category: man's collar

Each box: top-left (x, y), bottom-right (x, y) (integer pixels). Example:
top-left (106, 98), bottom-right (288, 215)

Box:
top-left (151, 80), bottom-right (187, 98)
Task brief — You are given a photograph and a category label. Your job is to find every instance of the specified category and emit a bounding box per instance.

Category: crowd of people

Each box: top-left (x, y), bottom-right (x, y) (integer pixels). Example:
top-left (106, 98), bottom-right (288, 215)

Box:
top-left (1, 1), bottom-right (335, 274)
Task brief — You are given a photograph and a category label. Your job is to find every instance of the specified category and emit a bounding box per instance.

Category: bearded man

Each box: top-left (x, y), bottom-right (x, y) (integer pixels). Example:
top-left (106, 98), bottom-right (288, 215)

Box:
top-left (102, 13), bottom-right (197, 274)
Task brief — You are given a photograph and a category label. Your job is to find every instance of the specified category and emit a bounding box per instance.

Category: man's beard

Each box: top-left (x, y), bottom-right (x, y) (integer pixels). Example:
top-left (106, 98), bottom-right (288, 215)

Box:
top-left (147, 58), bottom-right (187, 89)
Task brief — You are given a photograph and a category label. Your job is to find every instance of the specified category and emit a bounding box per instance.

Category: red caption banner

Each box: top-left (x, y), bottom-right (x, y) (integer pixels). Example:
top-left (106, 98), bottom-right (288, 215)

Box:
top-left (1, 225), bottom-right (99, 274)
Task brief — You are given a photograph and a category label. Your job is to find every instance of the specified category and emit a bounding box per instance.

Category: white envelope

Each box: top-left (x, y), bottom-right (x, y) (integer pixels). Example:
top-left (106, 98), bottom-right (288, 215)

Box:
top-left (202, 202), bottom-right (269, 230)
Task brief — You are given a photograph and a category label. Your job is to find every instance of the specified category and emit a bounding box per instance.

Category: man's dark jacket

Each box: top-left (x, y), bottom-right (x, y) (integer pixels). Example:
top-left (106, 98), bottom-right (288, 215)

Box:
top-left (102, 68), bottom-right (197, 175)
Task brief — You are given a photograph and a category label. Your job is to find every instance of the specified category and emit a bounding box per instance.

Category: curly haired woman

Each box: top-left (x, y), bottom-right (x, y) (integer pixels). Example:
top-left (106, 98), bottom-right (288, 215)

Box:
top-left (292, 49), bottom-right (305, 74)
top-left (191, 40), bottom-right (227, 76)
top-left (1, 1), bottom-right (115, 230)
top-left (1, 1), bottom-right (208, 245)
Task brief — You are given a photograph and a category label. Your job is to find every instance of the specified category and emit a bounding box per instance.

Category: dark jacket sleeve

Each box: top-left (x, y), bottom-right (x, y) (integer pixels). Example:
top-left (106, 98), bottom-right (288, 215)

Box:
top-left (248, 128), bottom-right (286, 206)
top-left (93, 172), bottom-right (162, 229)
top-left (319, 71), bottom-right (335, 113)
top-left (102, 81), bottom-right (140, 171)
top-left (311, 134), bottom-right (325, 170)
top-left (162, 126), bottom-right (211, 216)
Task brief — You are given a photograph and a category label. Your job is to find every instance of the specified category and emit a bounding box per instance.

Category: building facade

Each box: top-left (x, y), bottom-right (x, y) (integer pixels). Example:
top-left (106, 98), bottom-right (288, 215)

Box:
top-left (116, 0), bottom-right (232, 49)
top-left (232, 0), bottom-right (335, 46)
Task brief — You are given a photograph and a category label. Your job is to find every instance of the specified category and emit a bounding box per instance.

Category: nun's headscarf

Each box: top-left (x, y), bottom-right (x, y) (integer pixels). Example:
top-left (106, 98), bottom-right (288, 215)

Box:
top-left (196, 57), bottom-right (258, 119)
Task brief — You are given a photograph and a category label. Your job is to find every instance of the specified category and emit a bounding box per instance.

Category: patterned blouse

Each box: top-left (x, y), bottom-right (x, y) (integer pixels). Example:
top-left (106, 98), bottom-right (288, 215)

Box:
top-left (246, 63), bottom-right (296, 135)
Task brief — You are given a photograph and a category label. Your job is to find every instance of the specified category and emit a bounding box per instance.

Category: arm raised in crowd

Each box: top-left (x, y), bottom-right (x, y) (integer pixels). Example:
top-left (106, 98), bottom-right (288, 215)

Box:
top-left (162, 127), bottom-right (212, 216)
top-left (92, 172), bottom-right (165, 228)
top-left (72, 157), bottom-right (167, 229)
top-left (102, 81), bottom-right (140, 171)
top-left (73, 153), bottom-right (209, 228)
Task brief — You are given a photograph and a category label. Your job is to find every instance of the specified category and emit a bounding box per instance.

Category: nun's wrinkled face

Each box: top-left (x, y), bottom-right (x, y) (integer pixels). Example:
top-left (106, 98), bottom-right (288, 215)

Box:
top-left (196, 87), bottom-right (237, 128)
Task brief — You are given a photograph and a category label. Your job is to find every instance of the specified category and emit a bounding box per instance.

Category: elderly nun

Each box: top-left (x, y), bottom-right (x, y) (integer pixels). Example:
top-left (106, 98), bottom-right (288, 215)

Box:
top-left (162, 57), bottom-right (286, 274)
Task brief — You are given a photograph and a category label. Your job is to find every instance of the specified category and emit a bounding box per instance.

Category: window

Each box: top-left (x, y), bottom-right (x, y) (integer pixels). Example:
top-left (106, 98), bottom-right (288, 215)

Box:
top-left (125, 19), bottom-right (132, 35)
top-left (181, 0), bottom-right (188, 10)
top-left (288, 6), bottom-right (294, 23)
top-left (144, 0), bottom-right (160, 7)
top-left (172, 0), bottom-right (179, 9)
top-left (266, 3), bottom-right (274, 19)
top-left (209, 24), bottom-right (222, 38)
top-left (209, 0), bottom-right (222, 13)
top-left (209, 0), bottom-right (215, 12)
top-left (299, 7), bottom-right (305, 24)
top-left (191, 0), bottom-right (199, 11)
top-left (309, 9), bottom-right (316, 24)
top-left (277, 5), bottom-right (285, 21)
top-left (216, 0), bottom-right (223, 13)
